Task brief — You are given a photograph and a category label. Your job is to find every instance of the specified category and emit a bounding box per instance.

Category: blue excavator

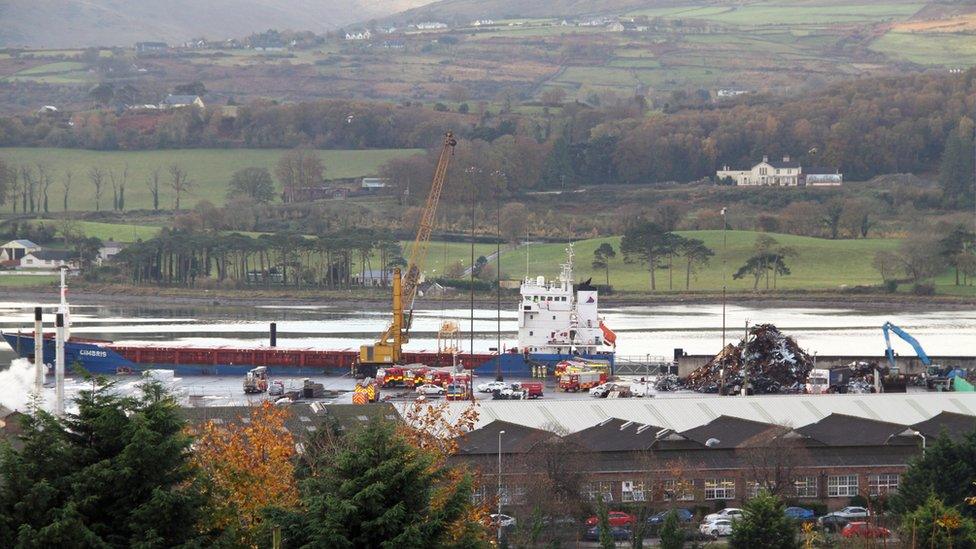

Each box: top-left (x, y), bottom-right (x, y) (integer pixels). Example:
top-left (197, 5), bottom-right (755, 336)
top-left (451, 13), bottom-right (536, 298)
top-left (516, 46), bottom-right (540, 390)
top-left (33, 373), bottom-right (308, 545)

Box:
top-left (882, 322), bottom-right (965, 391)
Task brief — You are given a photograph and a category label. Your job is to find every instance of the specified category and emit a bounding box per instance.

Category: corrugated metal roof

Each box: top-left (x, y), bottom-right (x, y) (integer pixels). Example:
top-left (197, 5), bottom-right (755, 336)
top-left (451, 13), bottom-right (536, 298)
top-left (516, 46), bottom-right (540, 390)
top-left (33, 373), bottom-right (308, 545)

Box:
top-left (395, 393), bottom-right (976, 435)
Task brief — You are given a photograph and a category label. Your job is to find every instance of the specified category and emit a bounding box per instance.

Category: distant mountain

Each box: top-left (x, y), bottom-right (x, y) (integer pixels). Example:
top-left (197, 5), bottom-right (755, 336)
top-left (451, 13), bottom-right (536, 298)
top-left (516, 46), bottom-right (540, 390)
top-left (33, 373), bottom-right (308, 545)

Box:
top-left (0, 0), bottom-right (435, 48)
top-left (385, 0), bottom-right (681, 23)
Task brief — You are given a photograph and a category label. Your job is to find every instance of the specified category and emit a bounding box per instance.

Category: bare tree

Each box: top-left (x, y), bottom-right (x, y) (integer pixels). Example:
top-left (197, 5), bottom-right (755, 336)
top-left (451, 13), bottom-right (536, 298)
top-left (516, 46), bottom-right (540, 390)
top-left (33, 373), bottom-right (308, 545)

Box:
top-left (0, 159), bottom-right (15, 210)
top-left (738, 427), bottom-right (808, 498)
top-left (109, 164), bottom-right (129, 211)
top-left (20, 165), bottom-right (33, 213)
top-left (61, 170), bottom-right (72, 211)
top-left (147, 167), bottom-right (161, 211)
top-left (275, 149), bottom-right (324, 203)
top-left (88, 166), bottom-right (105, 211)
top-left (35, 163), bottom-right (52, 214)
top-left (168, 164), bottom-right (193, 211)
top-left (110, 169), bottom-right (119, 210)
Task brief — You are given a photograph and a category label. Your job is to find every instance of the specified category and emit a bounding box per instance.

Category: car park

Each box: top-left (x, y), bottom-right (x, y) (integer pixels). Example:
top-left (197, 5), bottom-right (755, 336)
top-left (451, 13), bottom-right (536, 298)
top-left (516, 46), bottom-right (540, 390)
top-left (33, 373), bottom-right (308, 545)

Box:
top-left (647, 508), bottom-right (694, 525)
top-left (841, 522), bottom-right (891, 539)
top-left (585, 511), bottom-right (636, 527)
top-left (415, 383), bottom-right (445, 395)
top-left (700, 518), bottom-right (734, 537)
top-left (703, 508), bottom-right (743, 523)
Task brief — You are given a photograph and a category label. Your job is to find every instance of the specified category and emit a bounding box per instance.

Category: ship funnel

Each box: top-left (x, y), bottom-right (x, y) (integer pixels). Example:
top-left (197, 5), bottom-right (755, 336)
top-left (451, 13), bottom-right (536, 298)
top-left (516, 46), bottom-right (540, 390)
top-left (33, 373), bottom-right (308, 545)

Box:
top-left (33, 307), bottom-right (43, 398)
top-left (536, 275), bottom-right (545, 286)
top-left (55, 312), bottom-right (65, 416)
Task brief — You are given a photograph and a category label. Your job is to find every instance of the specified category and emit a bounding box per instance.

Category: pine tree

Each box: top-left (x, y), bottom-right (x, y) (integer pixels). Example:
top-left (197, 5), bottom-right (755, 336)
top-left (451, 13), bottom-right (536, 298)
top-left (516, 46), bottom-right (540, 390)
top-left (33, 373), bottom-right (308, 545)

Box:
top-left (940, 120), bottom-right (975, 209)
top-left (729, 491), bottom-right (798, 549)
top-left (659, 509), bottom-right (685, 549)
top-left (538, 135), bottom-right (574, 190)
top-left (900, 495), bottom-right (976, 549)
top-left (0, 381), bottom-right (209, 547)
top-left (273, 419), bottom-right (488, 549)
top-left (892, 431), bottom-right (976, 517)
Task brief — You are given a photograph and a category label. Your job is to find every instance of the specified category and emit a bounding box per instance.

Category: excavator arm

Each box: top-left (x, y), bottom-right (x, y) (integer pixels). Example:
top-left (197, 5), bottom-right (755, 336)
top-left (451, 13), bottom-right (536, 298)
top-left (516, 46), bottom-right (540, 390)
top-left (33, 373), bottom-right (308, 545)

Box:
top-left (359, 132), bottom-right (456, 369)
top-left (882, 321), bottom-right (931, 369)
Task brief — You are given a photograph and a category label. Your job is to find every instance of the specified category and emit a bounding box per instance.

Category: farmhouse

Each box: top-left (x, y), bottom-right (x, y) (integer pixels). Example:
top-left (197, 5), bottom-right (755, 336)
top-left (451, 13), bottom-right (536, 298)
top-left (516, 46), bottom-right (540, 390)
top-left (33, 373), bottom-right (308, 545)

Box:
top-left (716, 155), bottom-right (842, 186)
top-left (345, 30), bottom-right (372, 41)
top-left (361, 177), bottom-right (388, 191)
top-left (160, 95), bottom-right (205, 110)
top-left (0, 240), bottom-right (40, 262)
top-left (20, 250), bottom-right (79, 270)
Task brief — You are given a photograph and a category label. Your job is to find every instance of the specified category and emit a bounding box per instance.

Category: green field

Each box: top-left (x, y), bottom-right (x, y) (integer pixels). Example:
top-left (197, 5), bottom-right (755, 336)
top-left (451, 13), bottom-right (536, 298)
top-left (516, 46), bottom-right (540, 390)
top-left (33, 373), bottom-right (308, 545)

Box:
top-left (497, 231), bottom-right (974, 296)
top-left (0, 275), bottom-right (59, 287)
top-left (0, 148), bottom-right (422, 211)
top-left (870, 32), bottom-right (976, 66)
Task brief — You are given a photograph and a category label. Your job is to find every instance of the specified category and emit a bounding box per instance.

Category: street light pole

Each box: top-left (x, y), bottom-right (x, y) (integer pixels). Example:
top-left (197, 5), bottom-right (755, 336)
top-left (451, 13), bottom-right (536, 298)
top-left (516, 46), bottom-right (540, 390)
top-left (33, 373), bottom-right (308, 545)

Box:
top-left (497, 430), bottom-right (506, 545)
top-left (721, 207), bottom-right (727, 349)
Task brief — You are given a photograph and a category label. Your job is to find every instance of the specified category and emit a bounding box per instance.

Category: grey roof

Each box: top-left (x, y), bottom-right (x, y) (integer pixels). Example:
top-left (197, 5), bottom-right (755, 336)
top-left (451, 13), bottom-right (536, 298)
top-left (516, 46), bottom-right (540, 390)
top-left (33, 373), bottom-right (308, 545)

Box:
top-left (794, 413), bottom-right (909, 446)
top-left (395, 393), bottom-right (976, 435)
top-left (30, 250), bottom-right (78, 261)
top-left (5, 239), bottom-right (39, 248)
top-left (565, 417), bottom-right (665, 452)
top-left (456, 419), bottom-right (555, 455)
top-left (163, 95), bottom-right (201, 105)
top-left (679, 415), bottom-right (787, 449)
top-left (768, 160), bottom-right (800, 169)
top-left (911, 411), bottom-right (976, 442)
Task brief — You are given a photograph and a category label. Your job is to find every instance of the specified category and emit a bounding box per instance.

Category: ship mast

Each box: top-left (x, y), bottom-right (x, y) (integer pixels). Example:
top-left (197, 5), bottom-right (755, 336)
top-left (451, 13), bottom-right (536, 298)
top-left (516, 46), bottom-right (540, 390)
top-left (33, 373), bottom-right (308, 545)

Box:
top-left (58, 266), bottom-right (70, 340)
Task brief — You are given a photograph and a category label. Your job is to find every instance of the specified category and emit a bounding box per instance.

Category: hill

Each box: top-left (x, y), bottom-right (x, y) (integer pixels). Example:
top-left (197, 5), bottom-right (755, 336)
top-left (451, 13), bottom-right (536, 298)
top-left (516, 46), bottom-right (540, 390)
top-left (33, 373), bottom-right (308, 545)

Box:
top-left (0, 0), bottom-right (435, 48)
top-left (387, 0), bottom-right (656, 21)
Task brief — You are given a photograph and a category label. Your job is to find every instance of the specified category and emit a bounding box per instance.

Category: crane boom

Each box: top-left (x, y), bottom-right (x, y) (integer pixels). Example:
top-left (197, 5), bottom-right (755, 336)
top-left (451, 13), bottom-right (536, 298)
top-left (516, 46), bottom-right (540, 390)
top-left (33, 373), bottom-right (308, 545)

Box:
top-left (882, 321), bottom-right (931, 369)
top-left (358, 132), bottom-right (456, 371)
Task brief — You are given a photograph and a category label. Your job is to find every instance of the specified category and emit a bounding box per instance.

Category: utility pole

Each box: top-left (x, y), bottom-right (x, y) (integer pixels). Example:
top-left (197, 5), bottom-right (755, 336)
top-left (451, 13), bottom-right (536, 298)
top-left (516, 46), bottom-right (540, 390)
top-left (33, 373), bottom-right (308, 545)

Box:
top-left (497, 430), bottom-right (506, 545)
top-left (496, 189), bottom-right (502, 382)
top-left (721, 207), bottom-right (727, 349)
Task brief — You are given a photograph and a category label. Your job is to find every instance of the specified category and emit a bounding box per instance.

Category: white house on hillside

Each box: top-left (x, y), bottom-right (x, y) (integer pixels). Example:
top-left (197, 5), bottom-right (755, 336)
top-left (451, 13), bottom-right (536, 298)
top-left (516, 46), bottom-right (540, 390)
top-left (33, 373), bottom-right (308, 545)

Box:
top-left (160, 95), bottom-right (205, 109)
top-left (20, 250), bottom-right (79, 270)
top-left (716, 155), bottom-right (842, 187)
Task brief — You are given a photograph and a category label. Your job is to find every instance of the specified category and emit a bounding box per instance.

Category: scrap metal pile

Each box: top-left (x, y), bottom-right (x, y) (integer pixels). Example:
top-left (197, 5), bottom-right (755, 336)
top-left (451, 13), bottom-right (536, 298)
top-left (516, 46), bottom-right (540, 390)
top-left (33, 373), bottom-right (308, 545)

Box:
top-left (684, 324), bottom-right (815, 394)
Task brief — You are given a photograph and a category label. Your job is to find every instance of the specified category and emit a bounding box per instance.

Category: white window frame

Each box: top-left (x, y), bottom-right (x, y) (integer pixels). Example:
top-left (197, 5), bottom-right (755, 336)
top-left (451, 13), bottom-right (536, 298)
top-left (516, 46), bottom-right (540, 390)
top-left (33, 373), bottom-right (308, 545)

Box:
top-left (704, 478), bottom-right (735, 500)
top-left (868, 474), bottom-right (899, 496)
top-left (794, 476), bottom-right (817, 498)
top-left (621, 480), bottom-right (646, 502)
top-left (585, 481), bottom-right (615, 502)
top-left (827, 474), bottom-right (859, 498)
top-left (662, 479), bottom-right (694, 501)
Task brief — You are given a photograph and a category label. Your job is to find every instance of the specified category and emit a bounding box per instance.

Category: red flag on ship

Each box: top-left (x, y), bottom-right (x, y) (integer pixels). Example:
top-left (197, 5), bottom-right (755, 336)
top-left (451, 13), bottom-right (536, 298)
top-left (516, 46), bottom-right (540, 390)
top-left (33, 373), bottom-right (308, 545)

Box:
top-left (600, 320), bottom-right (616, 347)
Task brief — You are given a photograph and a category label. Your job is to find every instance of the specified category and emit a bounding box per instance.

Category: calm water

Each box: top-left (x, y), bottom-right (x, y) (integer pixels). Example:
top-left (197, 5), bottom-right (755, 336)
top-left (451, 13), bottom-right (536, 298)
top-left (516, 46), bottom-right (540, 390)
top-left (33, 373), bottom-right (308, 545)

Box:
top-left (0, 300), bottom-right (973, 360)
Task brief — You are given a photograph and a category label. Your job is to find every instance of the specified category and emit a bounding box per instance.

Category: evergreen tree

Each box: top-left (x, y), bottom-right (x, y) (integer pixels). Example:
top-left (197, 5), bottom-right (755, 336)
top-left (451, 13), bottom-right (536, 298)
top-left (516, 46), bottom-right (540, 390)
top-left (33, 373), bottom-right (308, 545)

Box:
top-left (591, 242), bottom-right (616, 286)
top-left (940, 120), bottom-right (975, 209)
top-left (900, 495), bottom-right (976, 549)
top-left (659, 509), bottom-right (684, 549)
top-left (538, 135), bottom-right (574, 190)
top-left (272, 419), bottom-right (488, 549)
top-left (0, 381), bottom-right (209, 547)
top-left (620, 221), bottom-right (668, 291)
top-left (892, 431), bottom-right (976, 517)
top-left (729, 491), bottom-right (798, 549)
top-left (594, 494), bottom-right (615, 549)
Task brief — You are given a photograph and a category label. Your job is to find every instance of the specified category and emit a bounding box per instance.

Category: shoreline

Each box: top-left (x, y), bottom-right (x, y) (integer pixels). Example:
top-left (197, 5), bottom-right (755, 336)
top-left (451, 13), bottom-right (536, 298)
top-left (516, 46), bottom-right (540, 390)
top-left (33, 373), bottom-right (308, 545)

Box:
top-left (0, 283), bottom-right (972, 312)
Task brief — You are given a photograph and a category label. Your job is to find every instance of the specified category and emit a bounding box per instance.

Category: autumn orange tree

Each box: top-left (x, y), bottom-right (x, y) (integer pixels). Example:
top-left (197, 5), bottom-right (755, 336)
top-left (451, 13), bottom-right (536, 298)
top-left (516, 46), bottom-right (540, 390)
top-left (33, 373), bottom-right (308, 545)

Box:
top-left (189, 401), bottom-right (299, 544)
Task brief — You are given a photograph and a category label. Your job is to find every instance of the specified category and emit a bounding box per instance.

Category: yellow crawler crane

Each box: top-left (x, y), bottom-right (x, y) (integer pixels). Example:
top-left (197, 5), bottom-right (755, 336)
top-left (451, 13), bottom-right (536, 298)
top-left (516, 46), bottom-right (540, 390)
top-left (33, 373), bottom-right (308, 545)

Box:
top-left (358, 132), bottom-right (456, 373)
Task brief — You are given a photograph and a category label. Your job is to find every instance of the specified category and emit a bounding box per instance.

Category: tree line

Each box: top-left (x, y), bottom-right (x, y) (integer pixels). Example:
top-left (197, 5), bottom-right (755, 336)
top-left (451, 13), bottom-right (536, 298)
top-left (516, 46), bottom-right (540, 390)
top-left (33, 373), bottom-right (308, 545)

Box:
top-left (2, 70), bottom-right (973, 209)
top-left (112, 227), bottom-right (404, 288)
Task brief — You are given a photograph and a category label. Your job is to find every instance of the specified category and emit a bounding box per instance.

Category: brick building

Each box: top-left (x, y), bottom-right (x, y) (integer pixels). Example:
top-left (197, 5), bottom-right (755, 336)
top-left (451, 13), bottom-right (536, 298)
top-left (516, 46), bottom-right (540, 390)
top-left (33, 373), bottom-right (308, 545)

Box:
top-left (419, 394), bottom-right (976, 513)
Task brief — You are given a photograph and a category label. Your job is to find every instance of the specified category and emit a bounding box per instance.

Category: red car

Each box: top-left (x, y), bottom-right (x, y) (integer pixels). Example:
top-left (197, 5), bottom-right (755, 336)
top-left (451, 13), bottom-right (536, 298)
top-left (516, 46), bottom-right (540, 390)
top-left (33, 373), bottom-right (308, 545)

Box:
top-left (841, 522), bottom-right (891, 539)
top-left (585, 511), bottom-right (636, 527)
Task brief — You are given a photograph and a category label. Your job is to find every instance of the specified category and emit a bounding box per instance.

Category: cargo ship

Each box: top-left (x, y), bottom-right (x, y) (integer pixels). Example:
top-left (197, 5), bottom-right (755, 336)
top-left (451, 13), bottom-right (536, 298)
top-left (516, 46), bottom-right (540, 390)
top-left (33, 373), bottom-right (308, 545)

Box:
top-left (3, 247), bottom-right (614, 377)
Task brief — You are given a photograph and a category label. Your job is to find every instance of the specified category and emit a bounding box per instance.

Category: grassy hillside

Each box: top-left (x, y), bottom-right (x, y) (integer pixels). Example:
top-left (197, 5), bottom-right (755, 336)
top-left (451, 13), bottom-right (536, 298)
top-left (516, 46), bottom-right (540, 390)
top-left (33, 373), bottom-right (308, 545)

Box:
top-left (0, 0), bottom-right (434, 48)
top-left (0, 148), bottom-right (421, 212)
top-left (498, 231), bottom-right (974, 295)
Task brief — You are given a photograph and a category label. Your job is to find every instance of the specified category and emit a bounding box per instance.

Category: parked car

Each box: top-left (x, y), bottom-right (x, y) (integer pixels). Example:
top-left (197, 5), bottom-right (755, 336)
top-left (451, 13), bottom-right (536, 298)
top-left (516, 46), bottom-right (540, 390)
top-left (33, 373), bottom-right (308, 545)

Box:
top-left (268, 380), bottom-right (284, 396)
top-left (703, 508), bottom-right (743, 523)
top-left (648, 508), bottom-right (694, 525)
top-left (817, 514), bottom-right (849, 532)
top-left (490, 513), bottom-right (517, 528)
top-left (585, 511), bottom-right (636, 527)
top-left (589, 383), bottom-right (613, 397)
top-left (477, 380), bottom-right (507, 393)
top-left (841, 522), bottom-right (891, 539)
top-left (784, 506), bottom-right (815, 521)
top-left (700, 518), bottom-right (734, 537)
top-left (583, 525), bottom-right (631, 541)
top-left (828, 506), bottom-right (871, 519)
top-left (415, 383), bottom-right (445, 395)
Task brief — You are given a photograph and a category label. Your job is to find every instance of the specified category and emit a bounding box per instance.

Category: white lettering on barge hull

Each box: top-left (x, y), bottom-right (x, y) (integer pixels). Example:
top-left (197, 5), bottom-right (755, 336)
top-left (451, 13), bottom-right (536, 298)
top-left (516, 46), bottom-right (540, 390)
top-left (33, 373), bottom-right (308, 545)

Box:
top-left (79, 350), bottom-right (108, 358)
